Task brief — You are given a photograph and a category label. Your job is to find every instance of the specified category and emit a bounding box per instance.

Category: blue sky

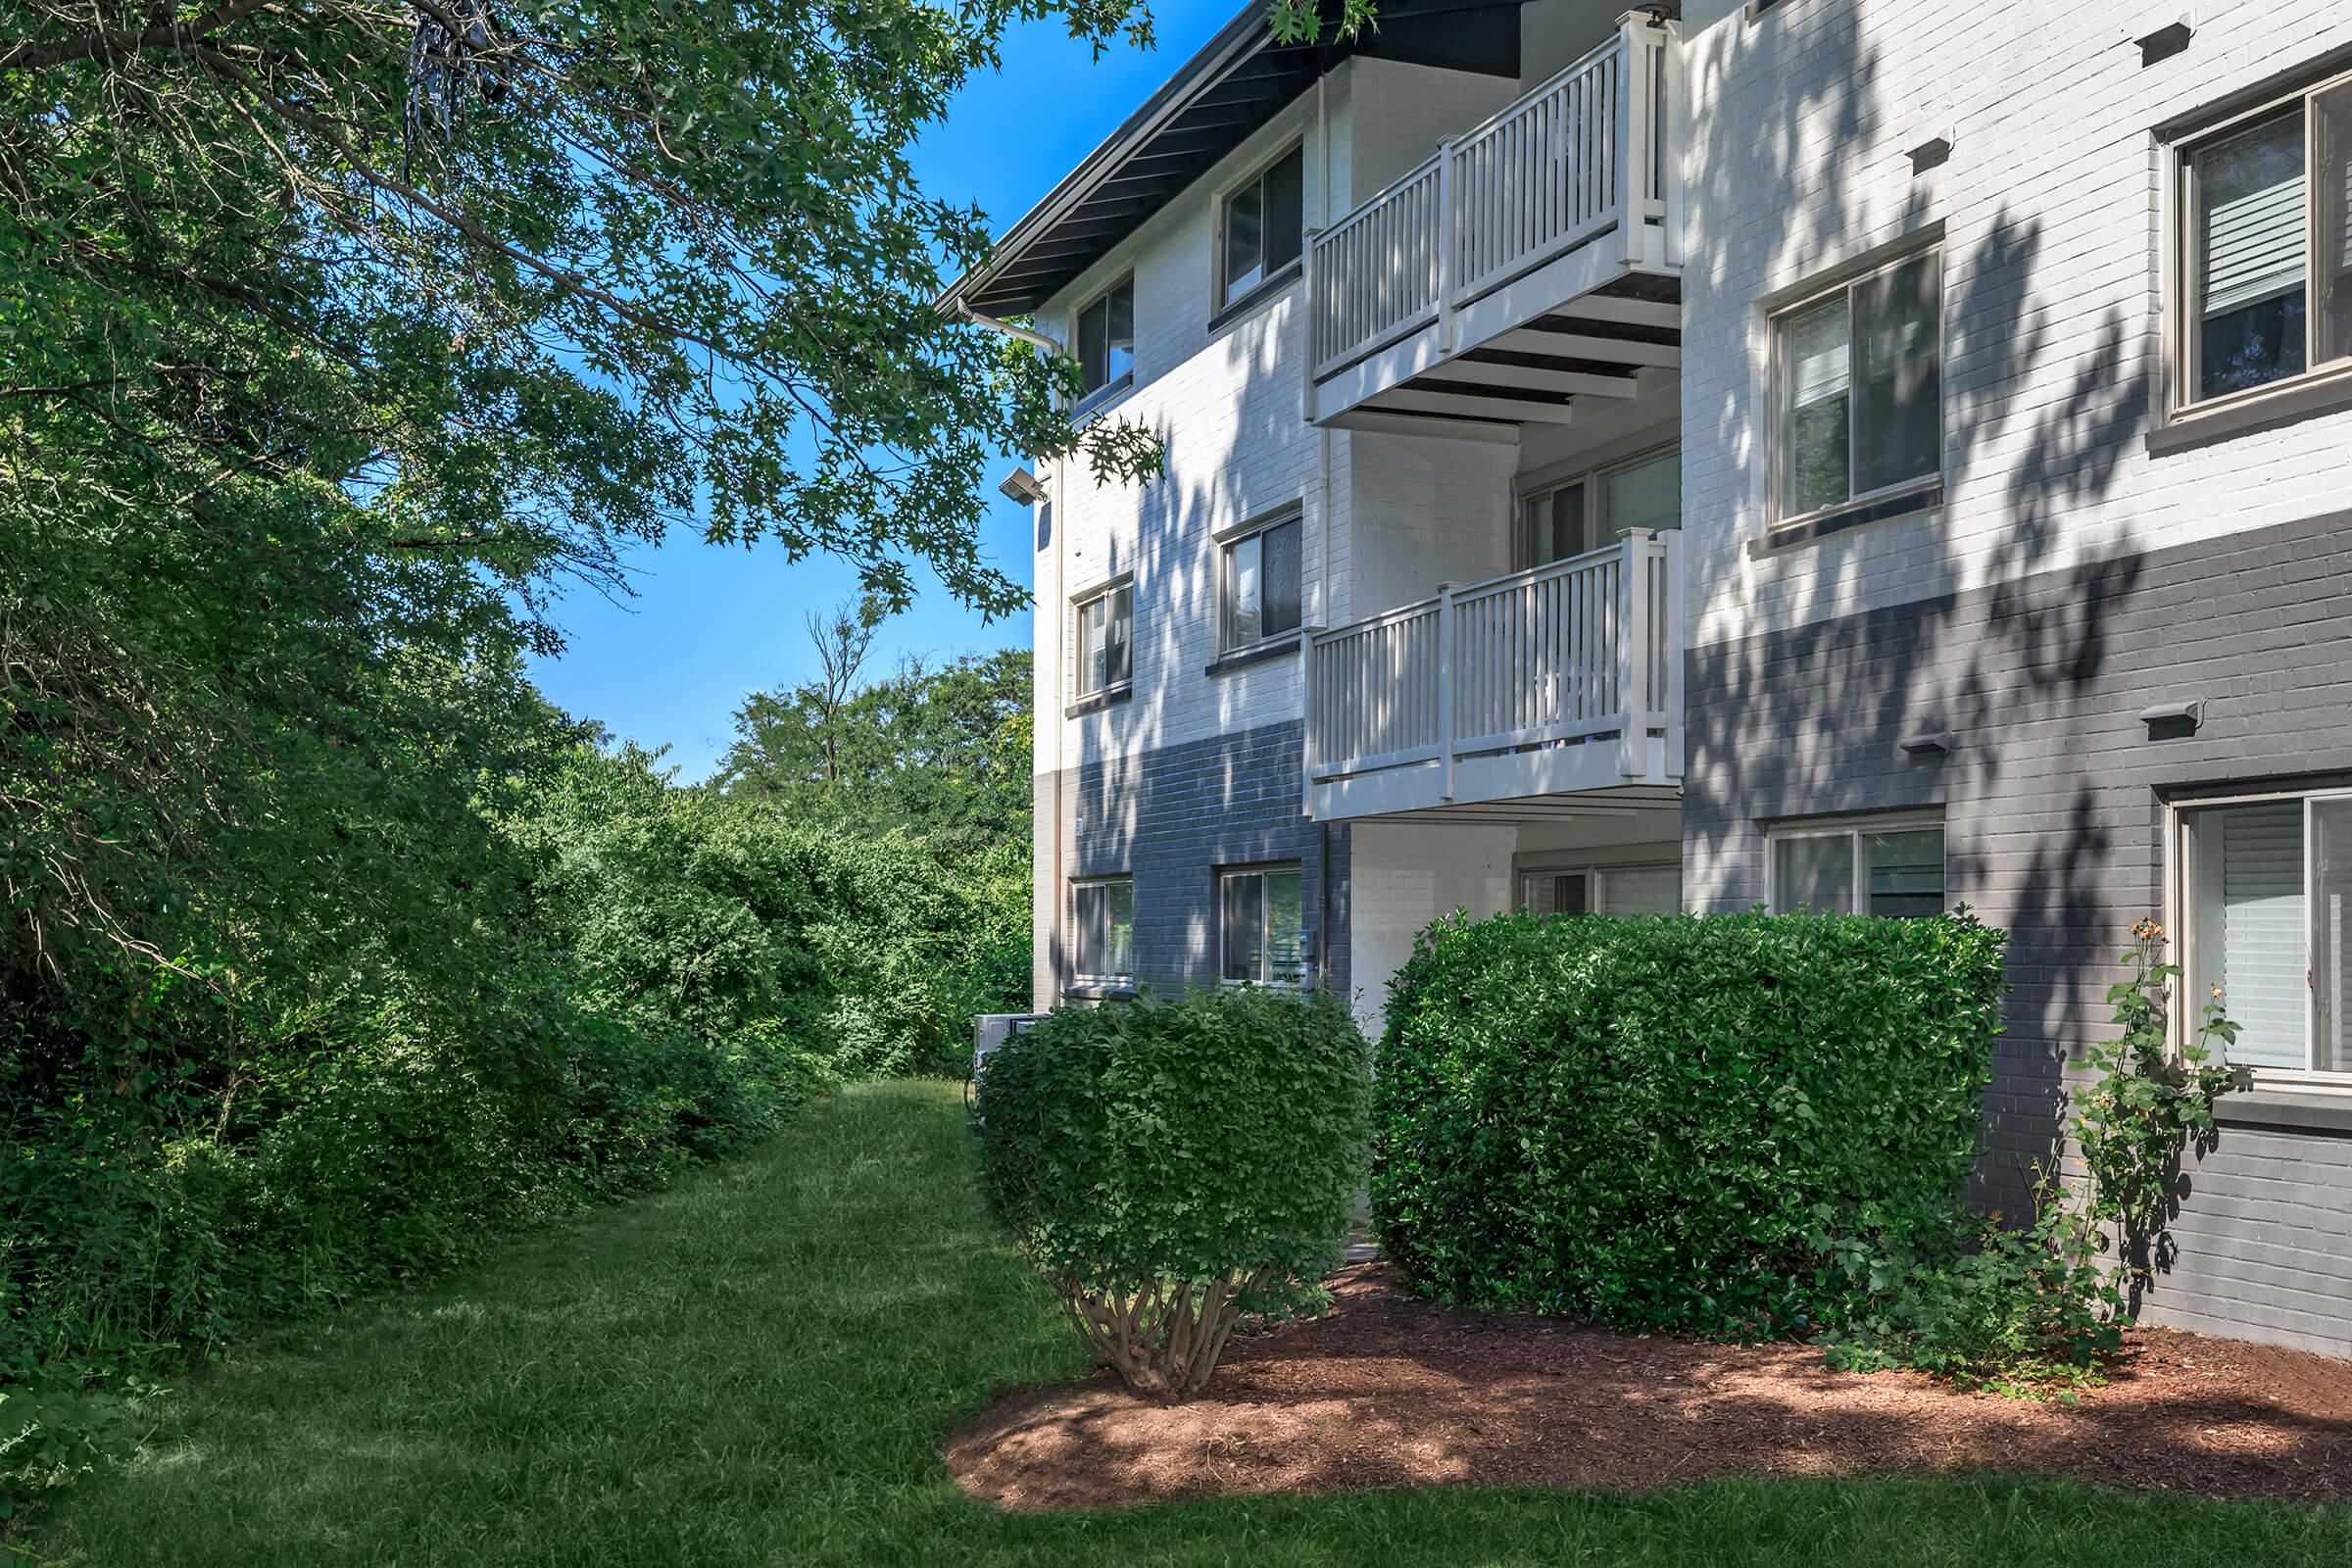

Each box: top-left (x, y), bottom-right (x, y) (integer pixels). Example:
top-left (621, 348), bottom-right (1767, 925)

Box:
top-left (526, 0), bottom-right (1239, 780)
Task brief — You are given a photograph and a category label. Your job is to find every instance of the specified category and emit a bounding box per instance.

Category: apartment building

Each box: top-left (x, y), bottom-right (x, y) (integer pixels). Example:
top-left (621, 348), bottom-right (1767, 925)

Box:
top-left (942, 0), bottom-right (2352, 1357)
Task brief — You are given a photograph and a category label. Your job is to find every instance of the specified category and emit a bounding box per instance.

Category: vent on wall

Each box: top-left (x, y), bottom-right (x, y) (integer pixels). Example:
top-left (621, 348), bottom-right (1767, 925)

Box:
top-left (2138, 21), bottom-right (2193, 68)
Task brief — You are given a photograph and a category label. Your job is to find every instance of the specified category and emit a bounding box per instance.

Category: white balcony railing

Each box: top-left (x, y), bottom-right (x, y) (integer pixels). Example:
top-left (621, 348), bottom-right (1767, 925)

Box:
top-left (1306, 14), bottom-right (1678, 380)
top-left (1301, 531), bottom-right (1683, 814)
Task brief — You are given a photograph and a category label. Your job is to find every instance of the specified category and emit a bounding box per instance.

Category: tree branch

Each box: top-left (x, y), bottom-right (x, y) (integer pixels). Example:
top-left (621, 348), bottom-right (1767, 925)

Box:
top-left (0, 0), bottom-right (275, 73)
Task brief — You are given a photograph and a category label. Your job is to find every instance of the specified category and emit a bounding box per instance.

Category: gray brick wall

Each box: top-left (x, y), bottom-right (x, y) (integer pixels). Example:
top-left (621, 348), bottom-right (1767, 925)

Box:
top-left (1040, 718), bottom-right (1350, 1002)
top-left (1684, 505), bottom-right (2352, 1359)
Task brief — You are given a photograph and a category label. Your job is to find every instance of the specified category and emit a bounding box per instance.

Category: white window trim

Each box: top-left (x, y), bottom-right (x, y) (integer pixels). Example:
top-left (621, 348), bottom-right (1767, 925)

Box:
top-left (1763, 809), bottom-right (1948, 917)
top-left (2158, 62), bottom-right (2352, 428)
top-left (1512, 438), bottom-right (1681, 570)
top-left (1762, 244), bottom-right (1947, 533)
top-left (1214, 139), bottom-right (1307, 313)
top-left (1216, 506), bottom-right (1305, 655)
top-left (2163, 785), bottom-right (2352, 1087)
top-left (1217, 862), bottom-right (1306, 989)
top-left (1070, 575), bottom-right (1133, 702)
top-left (1069, 272), bottom-right (1136, 406)
top-left (1070, 875), bottom-right (1135, 987)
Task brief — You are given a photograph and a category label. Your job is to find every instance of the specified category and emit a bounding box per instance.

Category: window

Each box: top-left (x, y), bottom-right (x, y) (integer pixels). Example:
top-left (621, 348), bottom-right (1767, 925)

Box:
top-left (1219, 511), bottom-right (1302, 651)
top-left (1220, 865), bottom-right (1304, 985)
top-left (2178, 792), bottom-right (2352, 1075)
top-left (1074, 275), bottom-right (1135, 399)
top-left (1520, 862), bottom-right (1682, 916)
top-left (1517, 446), bottom-right (1680, 568)
top-left (1773, 248), bottom-right (1942, 522)
top-left (2174, 73), bottom-right (2352, 409)
top-left (1073, 582), bottom-right (1131, 699)
top-left (1769, 815), bottom-right (1946, 917)
top-left (1072, 877), bottom-right (1135, 982)
top-left (1220, 144), bottom-right (1305, 308)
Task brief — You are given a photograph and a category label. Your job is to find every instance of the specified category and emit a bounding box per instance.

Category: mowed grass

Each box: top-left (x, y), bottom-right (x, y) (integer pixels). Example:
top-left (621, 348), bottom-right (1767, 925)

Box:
top-left (35, 1080), bottom-right (2352, 1567)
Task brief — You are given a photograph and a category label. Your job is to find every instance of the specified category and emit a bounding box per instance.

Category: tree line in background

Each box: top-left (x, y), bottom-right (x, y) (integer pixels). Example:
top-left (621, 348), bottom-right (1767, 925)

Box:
top-left (3, 590), bottom-right (1032, 1502)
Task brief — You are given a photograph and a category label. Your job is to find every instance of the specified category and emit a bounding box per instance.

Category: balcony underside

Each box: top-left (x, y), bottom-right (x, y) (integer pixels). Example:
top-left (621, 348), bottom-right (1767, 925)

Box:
top-left (1309, 743), bottom-right (1681, 823)
top-left (1314, 269), bottom-right (1682, 434)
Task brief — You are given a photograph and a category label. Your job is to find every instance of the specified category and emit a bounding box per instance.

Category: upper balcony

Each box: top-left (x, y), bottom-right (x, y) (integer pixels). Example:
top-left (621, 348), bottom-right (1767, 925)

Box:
top-left (1300, 529), bottom-right (1684, 821)
top-left (1304, 13), bottom-right (1684, 430)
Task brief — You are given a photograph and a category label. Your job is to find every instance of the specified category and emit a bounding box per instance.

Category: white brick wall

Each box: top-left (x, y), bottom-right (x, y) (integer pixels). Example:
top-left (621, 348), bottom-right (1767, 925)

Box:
top-left (1679, 0), bottom-right (2352, 651)
top-left (1033, 55), bottom-right (1539, 777)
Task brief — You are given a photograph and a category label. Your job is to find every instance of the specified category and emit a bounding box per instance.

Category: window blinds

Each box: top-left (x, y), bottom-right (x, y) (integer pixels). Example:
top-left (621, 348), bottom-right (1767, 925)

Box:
top-left (1788, 300), bottom-right (1851, 409)
top-left (2200, 801), bottom-right (2307, 1070)
top-left (2199, 113), bottom-right (2307, 319)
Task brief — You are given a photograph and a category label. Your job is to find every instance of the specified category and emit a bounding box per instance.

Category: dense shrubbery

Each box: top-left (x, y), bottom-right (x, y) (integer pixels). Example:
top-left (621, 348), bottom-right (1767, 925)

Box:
top-left (1372, 909), bottom-right (2006, 1340)
top-left (976, 989), bottom-right (1372, 1396)
top-left (3, 723), bottom-right (1025, 1513)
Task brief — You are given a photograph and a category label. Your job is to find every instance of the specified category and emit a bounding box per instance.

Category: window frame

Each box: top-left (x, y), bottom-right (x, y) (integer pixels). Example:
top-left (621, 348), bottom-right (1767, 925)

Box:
top-left (2162, 63), bottom-right (2352, 425)
top-left (1216, 506), bottom-right (1305, 655)
top-left (1214, 140), bottom-right (1307, 313)
top-left (1070, 875), bottom-right (1136, 986)
top-left (1512, 856), bottom-right (1684, 917)
top-left (1513, 439), bottom-right (1681, 570)
top-left (1763, 809), bottom-right (1949, 918)
top-left (1070, 577), bottom-right (1133, 702)
top-left (2164, 784), bottom-right (2352, 1086)
top-left (1764, 245), bottom-right (1947, 532)
top-left (1217, 862), bottom-right (1307, 988)
top-left (1070, 272), bottom-right (1136, 406)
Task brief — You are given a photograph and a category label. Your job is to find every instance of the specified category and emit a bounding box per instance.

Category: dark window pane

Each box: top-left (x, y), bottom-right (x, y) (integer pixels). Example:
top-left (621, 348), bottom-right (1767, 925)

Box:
top-left (1262, 518), bottom-right (1302, 637)
top-left (2314, 83), bottom-right (2352, 366)
top-left (1265, 869), bottom-right (1304, 984)
top-left (1783, 296), bottom-right (1850, 516)
top-left (1265, 147), bottom-right (1305, 274)
top-left (1853, 252), bottom-right (1941, 494)
top-left (1074, 883), bottom-right (1103, 973)
top-left (1221, 873), bottom-right (1264, 981)
top-left (1106, 880), bottom-right (1134, 977)
top-left (1077, 296), bottom-right (1107, 393)
top-left (1225, 180), bottom-right (1264, 299)
top-left (1225, 534), bottom-right (1262, 649)
top-left (2195, 109), bottom-right (2307, 400)
top-left (1105, 586), bottom-right (1131, 688)
top-left (1104, 278), bottom-right (1135, 385)
top-left (1864, 829), bottom-right (1944, 918)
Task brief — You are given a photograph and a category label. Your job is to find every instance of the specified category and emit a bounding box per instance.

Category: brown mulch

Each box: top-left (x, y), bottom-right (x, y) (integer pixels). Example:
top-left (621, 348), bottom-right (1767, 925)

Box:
top-left (948, 1264), bottom-right (2352, 1510)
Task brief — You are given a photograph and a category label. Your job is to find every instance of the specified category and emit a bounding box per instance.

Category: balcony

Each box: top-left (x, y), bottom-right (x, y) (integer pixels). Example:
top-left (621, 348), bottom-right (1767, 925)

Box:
top-left (1300, 531), bottom-right (1684, 820)
top-left (1304, 14), bottom-right (1684, 429)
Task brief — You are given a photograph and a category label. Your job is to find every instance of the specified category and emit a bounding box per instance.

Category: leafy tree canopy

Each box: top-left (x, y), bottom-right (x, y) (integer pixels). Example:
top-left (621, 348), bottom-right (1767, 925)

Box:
top-left (1, 0), bottom-right (1152, 996)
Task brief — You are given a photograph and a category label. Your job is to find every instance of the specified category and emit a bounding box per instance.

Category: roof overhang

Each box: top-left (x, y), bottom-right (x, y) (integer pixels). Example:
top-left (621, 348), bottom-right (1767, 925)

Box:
top-left (945, 0), bottom-right (1527, 318)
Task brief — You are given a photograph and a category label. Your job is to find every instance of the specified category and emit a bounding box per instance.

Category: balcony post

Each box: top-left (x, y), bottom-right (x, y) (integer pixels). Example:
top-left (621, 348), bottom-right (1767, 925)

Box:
top-left (1436, 581), bottom-right (1458, 801)
top-left (1660, 531), bottom-right (1686, 776)
top-left (1435, 138), bottom-right (1459, 350)
top-left (1298, 625), bottom-right (1322, 818)
top-left (1616, 11), bottom-right (1649, 269)
top-left (1617, 530), bottom-right (1652, 779)
top-left (1300, 225), bottom-right (1324, 395)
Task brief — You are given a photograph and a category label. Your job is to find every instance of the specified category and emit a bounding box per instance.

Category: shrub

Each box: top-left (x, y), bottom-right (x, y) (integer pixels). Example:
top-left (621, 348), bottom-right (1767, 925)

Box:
top-left (975, 988), bottom-right (1371, 1396)
top-left (1373, 908), bottom-right (2006, 1339)
top-left (1818, 923), bottom-right (2240, 1393)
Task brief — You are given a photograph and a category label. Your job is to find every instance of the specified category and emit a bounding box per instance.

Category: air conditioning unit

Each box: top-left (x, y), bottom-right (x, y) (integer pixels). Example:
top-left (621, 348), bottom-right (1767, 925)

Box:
top-left (971, 1012), bottom-right (1041, 1077)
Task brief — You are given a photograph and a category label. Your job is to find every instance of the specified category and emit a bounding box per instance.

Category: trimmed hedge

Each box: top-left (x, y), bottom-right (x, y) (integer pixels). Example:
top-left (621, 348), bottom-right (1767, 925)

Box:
top-left (1373, 909), bottom-right (2006, 1338)
top-left (975, 988), bottom-right (1371, 1394)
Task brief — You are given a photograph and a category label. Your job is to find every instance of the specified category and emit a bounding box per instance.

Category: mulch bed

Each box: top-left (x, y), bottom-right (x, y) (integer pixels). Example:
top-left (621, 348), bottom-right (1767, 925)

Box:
top-left (948, 1263), bottom-right (2352, 1510)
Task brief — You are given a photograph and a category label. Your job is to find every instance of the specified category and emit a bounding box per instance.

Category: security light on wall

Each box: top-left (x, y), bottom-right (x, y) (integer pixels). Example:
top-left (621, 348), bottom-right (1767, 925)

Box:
top-left (998, 466), bottom-right (1046, 506)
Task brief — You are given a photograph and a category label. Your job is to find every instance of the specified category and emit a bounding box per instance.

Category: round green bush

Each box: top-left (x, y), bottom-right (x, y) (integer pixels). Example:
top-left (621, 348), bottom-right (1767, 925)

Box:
top-left (1373, 908), bottom-right (2007, 1339)
top-left (974, 987), bottom-right (1371, 1395)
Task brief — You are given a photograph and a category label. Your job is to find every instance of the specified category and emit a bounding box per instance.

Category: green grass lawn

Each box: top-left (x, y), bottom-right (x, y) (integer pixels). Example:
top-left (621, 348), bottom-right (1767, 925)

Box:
top-left (32, 1081), bottom-right (2352, 1567)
